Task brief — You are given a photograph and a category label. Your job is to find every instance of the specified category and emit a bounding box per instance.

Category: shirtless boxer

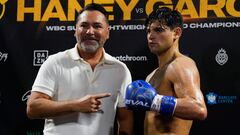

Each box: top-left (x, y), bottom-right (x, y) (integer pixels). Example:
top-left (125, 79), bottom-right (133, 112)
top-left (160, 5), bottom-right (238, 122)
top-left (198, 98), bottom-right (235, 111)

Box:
top-left (125, 7), bottom-right (207, 135)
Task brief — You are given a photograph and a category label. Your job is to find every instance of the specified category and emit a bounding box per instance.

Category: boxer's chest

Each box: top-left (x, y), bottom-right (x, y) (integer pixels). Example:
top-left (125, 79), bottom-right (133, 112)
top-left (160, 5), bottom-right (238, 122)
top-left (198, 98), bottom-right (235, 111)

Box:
top-left (149, 66), bottom-right (174, 96)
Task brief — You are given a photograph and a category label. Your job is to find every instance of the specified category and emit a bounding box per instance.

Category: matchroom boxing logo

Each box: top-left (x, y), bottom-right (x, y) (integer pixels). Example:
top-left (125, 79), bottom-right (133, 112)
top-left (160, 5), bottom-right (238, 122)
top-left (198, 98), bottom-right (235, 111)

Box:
top-left (0, 0), bottom-right (8, 20)
top-left (115, 55), bottom-right (147, 62)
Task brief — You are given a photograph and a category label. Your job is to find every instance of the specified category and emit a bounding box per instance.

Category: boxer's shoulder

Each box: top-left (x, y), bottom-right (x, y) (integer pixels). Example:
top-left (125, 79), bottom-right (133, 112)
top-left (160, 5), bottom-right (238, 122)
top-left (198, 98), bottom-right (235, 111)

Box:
top-left (166, 56), bottom-right (198, 81)
top-left (168, 55), bottom-right (196, 70)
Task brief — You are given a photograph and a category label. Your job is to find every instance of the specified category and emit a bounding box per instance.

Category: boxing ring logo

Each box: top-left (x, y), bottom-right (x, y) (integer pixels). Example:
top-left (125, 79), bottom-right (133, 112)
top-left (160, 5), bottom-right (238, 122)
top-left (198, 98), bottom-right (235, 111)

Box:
top-left (215, 48), bottom-right (228, 66)
top-left (33, 50), bottom-right (48, 66)
top-left (0, 0), bottom-right (8, 20)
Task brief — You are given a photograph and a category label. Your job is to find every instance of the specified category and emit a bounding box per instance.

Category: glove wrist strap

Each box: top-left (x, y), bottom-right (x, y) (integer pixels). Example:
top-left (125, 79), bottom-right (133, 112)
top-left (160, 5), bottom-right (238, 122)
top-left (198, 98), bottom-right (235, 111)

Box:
top-left (151, 95), bottom-right (163, 112)
top-left (151, 95), bottom-right (177, 116)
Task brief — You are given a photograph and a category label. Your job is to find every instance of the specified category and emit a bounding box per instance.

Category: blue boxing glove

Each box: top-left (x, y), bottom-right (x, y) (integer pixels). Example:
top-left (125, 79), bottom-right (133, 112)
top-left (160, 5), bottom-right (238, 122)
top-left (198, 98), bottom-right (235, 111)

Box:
top-left (125, 80), bottom-right (177, 116)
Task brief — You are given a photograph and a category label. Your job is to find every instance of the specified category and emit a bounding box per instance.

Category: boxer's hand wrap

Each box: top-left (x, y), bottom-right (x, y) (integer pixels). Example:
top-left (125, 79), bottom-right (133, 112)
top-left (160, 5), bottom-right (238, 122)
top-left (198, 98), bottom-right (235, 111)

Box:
top-left (125, 80), bottom-right (177, 116)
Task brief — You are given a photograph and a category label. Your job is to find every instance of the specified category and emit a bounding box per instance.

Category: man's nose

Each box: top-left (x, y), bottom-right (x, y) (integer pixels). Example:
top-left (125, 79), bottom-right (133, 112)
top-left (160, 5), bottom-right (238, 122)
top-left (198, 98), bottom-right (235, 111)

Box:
top-left (86, 26), bottom-right (94, 35)
top-left (148, 32), bottom-right (155, 40)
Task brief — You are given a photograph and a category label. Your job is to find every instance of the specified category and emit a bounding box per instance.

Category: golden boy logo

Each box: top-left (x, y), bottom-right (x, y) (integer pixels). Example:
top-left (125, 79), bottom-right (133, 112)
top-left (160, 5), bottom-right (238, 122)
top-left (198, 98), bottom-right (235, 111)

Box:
top-left (0, 0), bottom-right (8, 20)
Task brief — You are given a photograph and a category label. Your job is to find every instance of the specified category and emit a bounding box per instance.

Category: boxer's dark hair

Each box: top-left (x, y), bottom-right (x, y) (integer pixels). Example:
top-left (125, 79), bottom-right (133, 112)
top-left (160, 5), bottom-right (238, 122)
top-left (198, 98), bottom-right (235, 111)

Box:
top-left (77, 3), bottom-right (109, 24)
top-left (145, 7), bottom-right (183, 30)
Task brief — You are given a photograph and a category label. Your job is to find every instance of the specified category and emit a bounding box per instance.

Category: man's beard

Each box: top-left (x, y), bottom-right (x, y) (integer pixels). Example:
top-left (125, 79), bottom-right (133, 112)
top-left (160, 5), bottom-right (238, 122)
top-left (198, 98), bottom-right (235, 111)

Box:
top-left (80, 40), bottom-right (100, 53)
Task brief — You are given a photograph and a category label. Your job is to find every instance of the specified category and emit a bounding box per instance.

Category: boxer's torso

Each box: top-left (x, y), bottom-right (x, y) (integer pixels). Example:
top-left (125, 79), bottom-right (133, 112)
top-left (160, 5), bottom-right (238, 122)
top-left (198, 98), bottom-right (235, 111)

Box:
top-left (144, 56), bottom-right (192, 135)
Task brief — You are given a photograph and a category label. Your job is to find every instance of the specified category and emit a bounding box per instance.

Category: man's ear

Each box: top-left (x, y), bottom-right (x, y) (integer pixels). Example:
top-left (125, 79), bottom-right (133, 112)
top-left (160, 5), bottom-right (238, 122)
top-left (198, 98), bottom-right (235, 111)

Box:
top-left (74, 30), bottom-right (79, 42)
top-left (106, 26), bottom-right (110, 39)
top-left (173, 27), bottom-right (182, 39)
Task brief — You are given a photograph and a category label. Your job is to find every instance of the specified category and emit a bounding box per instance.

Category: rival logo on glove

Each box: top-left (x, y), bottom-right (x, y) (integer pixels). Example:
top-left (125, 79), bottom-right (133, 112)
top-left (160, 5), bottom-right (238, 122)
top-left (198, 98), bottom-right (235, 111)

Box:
top-left (125, 99), bottom-right (150, 108)
top-left (125, 80), bottom-right (157, 111)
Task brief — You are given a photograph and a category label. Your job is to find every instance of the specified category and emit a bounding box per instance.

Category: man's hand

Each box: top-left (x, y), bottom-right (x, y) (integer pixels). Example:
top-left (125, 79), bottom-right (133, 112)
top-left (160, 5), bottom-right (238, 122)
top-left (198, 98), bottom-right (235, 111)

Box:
top-left (74, 93), bottom-right (111, 113)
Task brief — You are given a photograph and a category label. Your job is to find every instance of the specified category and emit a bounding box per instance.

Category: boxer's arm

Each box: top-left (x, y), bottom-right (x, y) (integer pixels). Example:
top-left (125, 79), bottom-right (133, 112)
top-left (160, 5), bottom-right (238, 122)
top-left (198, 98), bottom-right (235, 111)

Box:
top-left (168, 59), bottom-right (207, 120)
top-left (27, 91), bottom-right (110, 119)
top-left (117, 107), bottom-right (133, 135)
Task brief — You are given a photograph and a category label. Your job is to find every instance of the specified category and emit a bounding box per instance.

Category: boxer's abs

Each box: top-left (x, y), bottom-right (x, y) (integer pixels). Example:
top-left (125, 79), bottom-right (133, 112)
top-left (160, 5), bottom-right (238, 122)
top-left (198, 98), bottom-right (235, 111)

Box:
top-left (144, 111), bottom-right (193, 135)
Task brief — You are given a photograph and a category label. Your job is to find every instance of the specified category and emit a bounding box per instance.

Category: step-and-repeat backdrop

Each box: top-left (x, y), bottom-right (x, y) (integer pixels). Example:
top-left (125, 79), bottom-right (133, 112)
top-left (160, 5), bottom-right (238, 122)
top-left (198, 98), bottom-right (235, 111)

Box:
top-left (1, 0), bottom-right (240, 135)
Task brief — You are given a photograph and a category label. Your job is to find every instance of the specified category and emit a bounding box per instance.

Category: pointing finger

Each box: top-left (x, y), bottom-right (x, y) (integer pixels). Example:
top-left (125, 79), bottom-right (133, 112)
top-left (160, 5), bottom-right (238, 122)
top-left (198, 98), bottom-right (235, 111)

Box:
top-left (93, 93), bottom-right (111, 99)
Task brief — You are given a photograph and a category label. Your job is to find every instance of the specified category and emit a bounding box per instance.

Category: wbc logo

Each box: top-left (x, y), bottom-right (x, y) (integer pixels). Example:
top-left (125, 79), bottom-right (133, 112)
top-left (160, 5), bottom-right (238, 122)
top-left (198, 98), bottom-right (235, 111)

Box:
top-left (215, 48), bottom-right (228, 66)
top-left (0, 0), bottom-right (8, 20)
